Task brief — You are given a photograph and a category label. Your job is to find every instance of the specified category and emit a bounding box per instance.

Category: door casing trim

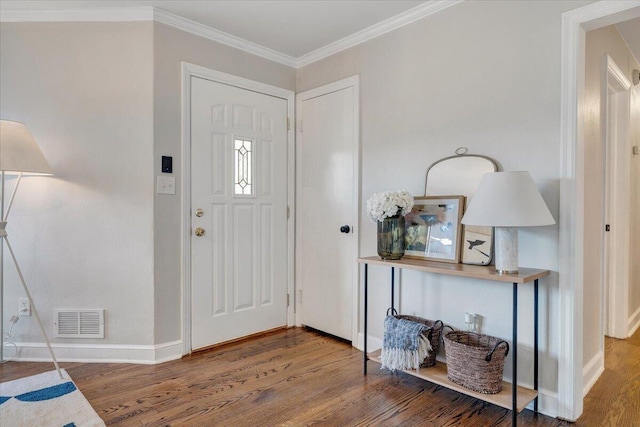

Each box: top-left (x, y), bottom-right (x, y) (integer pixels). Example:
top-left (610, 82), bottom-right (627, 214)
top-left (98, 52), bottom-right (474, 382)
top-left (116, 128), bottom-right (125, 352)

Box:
top-left (559, 2), bottom-right (639, 421)
top-left (181, 62), bottom-right (295, 355)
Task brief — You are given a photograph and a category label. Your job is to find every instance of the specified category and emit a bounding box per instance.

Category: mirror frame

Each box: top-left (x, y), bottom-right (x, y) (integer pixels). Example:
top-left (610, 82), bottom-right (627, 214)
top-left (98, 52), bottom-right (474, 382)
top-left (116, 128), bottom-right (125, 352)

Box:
top-left (424, 153), bottom-right (498, 195)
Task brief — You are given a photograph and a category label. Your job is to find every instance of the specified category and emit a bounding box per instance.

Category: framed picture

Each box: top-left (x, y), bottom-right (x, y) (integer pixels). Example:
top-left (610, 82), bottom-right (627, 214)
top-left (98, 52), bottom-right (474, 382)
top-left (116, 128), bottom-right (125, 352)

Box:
top-left (404, 195), bottom-right (465, 263)
top-left (461, 225), bottom-right (493, 265)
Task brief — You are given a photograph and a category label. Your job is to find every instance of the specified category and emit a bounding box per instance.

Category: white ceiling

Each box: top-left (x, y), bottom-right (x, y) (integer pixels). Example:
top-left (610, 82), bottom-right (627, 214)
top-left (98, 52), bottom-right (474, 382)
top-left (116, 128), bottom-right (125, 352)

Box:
top-left (1, 1), bottom-right (639, 67)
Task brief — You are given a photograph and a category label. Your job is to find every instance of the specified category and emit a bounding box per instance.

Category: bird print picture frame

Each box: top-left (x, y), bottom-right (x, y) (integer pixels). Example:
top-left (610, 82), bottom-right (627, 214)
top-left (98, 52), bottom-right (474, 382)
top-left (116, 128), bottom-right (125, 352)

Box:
top-left (461, 225), bottom-right (493, 265)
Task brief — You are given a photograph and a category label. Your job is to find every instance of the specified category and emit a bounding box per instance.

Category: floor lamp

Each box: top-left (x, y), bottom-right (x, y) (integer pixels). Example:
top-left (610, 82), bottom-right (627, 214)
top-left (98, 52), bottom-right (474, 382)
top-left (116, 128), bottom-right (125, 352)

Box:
top-left (1, 119), bottom-right (62, 379)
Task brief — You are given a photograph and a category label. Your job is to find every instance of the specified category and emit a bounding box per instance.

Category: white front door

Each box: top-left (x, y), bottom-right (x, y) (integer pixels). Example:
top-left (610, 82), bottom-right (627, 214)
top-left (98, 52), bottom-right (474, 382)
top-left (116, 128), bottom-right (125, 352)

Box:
top-left (190, 76), bottom-right (289, 350)
top-left (296, 77), bottom-right (359, 341)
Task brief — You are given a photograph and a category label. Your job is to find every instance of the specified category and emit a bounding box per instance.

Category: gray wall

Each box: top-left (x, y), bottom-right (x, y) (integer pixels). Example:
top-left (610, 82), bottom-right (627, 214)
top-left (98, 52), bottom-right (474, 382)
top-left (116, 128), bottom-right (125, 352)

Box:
top-left (0, 20), bottom-right (296, 351)
top-left (0, 22), bottom-right (156, 345)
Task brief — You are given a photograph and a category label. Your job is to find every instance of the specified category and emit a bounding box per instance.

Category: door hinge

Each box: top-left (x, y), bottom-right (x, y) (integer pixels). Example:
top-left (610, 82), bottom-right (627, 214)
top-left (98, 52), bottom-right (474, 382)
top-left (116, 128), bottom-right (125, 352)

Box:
top-left (299, 119), bottom-right (303, 132)
top-left (287, 117), bottom-right (291, 131)
top-left (605, 224), bottom-right (610, 232)
top-left (287, 206), bottom-right (290, 219)
top-left (287, 293), bottom-right (290, 307)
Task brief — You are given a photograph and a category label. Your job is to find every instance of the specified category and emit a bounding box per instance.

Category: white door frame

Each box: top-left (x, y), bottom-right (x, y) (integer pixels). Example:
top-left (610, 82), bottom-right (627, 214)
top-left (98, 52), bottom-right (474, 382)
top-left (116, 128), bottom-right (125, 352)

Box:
top-left (181, 62), bottom-right (295, 355)
top-left (602, 55), bottom-right (631, 340)
top-left (295, 75), bottom-right (360, 344)
top-left (559, 2), bottom-right (639, 421)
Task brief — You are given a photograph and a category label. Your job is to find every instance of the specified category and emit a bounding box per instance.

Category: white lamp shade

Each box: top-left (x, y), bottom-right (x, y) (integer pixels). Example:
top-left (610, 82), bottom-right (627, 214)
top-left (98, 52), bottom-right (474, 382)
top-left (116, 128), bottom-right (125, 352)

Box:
top-left (0, 120), bottom-right (53, 175)
top-left (461, 171), bottom-right (555, 227)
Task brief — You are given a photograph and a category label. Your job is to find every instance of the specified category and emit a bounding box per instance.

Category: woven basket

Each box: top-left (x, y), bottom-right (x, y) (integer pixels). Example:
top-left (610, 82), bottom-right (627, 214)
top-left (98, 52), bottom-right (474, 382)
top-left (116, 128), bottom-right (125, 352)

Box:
top-left (387, 308), bottom-right (444, 368)
top-left (443, 331), bottom-right (509, 394)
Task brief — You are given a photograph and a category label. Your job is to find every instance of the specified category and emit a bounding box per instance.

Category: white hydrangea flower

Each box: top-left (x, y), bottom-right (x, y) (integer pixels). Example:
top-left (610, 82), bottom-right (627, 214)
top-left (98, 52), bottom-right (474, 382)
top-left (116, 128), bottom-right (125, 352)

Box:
top-left (366, 190), bottom-right (414, 222)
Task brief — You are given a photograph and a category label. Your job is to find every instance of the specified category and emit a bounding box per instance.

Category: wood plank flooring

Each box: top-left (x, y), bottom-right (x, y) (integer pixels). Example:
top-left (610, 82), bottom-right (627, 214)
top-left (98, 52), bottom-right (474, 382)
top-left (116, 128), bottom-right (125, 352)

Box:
top-left (576, 328), bottom-right (640, 426)
top-left (1, 327), bottom-right (638, 426)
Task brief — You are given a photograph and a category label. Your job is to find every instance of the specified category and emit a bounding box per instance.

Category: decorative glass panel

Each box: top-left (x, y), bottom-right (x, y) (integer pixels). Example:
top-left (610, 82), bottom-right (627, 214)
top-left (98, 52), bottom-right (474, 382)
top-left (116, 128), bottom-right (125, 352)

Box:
top-left (234, 138), bottom-right (253, 195)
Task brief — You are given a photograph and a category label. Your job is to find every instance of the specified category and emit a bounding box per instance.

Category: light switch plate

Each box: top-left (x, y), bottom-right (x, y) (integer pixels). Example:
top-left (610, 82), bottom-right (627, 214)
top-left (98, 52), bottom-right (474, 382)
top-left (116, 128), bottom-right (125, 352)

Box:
top-left (157, 176), bottom-right (176, 195)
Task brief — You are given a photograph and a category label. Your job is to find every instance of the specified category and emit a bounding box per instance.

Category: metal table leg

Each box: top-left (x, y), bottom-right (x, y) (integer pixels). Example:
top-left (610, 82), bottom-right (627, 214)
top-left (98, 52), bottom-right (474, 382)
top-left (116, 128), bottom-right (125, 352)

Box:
top-left (534, 279), bottom-right (539, 413)
top-left (391, 267), bottom-right (395, 311)
top-left (513, 282), bottom-right (518, 426)
top-left (364, 263), bottom-right (368, 375)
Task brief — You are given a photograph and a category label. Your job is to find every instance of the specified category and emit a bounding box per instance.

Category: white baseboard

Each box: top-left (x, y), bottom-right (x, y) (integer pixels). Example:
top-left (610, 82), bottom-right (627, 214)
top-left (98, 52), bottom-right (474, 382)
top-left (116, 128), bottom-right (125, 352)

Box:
top-left (582, 350), bottom-right (605, 397)
top-left (356, 333), bottom-right (559, 417)
top-left (526, 388), bottom-right (558, 418)
top-left (628, 307), bottom-right (640, 337)
top-left (153, 340), bottom-right (185, 363)
top-left (5, 340), bottom-right (183, 364)
top-left (355, 332), bottom-right (382, 353)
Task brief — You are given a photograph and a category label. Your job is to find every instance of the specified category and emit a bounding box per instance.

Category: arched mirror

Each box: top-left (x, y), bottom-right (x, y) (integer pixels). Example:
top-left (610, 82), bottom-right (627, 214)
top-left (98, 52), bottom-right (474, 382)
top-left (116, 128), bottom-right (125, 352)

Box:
top-left (424, 148), bottom-right (498, 265)
top-left (425, 150), bottom-right (498, 197)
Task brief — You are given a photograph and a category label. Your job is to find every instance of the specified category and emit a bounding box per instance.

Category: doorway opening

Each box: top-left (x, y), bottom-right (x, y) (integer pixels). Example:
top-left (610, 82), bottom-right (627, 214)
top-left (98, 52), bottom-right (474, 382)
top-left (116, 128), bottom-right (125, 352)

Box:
top-left (601, 54), bottom-right (631, 342)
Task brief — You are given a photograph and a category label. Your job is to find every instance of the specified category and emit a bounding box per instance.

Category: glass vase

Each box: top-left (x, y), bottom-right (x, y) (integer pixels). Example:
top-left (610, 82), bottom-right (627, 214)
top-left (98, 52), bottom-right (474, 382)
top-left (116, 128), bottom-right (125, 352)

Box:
top-left (377, 215), bottom-right (406, 260)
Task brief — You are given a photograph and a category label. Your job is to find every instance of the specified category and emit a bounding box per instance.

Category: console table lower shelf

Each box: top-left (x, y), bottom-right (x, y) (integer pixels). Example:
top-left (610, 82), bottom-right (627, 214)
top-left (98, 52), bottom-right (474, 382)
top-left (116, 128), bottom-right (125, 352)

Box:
top-left (367, 349), bottom-right (538, 413)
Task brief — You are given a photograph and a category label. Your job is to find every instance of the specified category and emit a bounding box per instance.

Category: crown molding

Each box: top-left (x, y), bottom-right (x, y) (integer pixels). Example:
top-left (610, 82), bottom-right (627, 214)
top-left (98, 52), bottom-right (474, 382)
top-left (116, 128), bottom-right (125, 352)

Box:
top-left (151, 8), bottom-right (297, 68)
top-left (295, 0), bottom-right (464, 68)
top-left (0, 6), bottom-right (297, 67)
top-left (0, 7), bottom-right (153, 22)
top-left (0, 1), bottom-right (464, 69)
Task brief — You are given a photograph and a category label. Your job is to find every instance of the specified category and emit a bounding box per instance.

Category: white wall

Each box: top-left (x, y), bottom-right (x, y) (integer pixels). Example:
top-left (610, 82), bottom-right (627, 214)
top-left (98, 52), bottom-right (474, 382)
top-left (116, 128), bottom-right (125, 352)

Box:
top-left (0, 23), bottom-right (156, 352)
top-left (297, 0), bottom-right (592, 415)
top-left (583, 25), bottom-right (640, 359)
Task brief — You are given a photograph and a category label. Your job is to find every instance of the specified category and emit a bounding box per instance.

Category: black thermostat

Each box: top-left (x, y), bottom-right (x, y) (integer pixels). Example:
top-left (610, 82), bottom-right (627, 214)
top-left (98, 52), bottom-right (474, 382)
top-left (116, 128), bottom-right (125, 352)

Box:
top-left (162, 156), bottom-right (173, 173)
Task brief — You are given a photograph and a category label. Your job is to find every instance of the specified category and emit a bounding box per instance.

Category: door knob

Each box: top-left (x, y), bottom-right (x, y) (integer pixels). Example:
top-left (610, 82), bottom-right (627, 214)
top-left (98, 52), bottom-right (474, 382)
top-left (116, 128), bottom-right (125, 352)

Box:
top-left (194, 227), bottom-right (205, 237)
top-left (195, 208), bottom-right (204, 217)
top-left (340, 225), bottom-right (351, 234)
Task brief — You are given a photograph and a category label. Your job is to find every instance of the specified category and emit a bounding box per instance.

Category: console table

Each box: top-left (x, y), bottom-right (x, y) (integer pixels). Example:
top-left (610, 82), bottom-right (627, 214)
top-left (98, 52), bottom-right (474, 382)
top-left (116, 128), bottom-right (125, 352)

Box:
top-left (358, 256), bottom-right (550, 426)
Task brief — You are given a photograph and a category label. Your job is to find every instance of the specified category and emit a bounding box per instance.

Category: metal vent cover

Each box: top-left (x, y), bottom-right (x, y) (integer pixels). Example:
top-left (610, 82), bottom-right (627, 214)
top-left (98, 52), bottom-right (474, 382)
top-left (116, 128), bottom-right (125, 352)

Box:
top-left (54, 309), bottom-right (104, 338)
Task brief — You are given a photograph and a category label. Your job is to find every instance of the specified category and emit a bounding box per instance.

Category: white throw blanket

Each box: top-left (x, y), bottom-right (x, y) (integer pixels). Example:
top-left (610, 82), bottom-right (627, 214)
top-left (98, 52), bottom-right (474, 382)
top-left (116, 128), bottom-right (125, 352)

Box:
top-left (380, 315), bottom-right (432, 371)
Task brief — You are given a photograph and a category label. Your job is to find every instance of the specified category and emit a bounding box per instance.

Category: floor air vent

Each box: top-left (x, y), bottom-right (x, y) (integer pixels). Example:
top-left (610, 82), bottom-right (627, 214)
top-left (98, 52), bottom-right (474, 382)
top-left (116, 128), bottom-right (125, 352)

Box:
top-left (54, 309), bottom-right (104, 338)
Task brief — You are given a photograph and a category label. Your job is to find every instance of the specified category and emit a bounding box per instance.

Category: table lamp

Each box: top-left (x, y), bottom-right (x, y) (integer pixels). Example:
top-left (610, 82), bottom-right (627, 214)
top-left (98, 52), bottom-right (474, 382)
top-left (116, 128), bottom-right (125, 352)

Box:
top-left (1, 119), bottom-right (61, 378)
top-left (461, 171), bottom-right (555, 274)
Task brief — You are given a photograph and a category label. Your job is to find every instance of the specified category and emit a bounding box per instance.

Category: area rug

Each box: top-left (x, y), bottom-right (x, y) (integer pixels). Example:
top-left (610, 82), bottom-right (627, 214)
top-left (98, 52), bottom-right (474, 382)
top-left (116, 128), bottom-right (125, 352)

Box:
top-left (0, 369), bottom-right (105, 427)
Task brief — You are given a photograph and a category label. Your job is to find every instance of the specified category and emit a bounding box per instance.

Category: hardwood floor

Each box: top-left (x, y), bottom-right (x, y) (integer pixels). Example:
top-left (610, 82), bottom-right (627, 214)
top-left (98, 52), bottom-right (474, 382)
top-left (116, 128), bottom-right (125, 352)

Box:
top-left (576, 328), bottom-right (640, 426)
top-left (1, 327), bottom-right (637, 426)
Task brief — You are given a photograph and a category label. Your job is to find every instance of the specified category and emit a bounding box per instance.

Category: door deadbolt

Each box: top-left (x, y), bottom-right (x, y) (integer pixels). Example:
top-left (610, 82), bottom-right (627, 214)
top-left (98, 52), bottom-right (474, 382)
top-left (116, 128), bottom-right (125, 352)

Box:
top-left (195, 208), bottom-right (204, 217)
top-left (194, 227), bottom-right (205, 237)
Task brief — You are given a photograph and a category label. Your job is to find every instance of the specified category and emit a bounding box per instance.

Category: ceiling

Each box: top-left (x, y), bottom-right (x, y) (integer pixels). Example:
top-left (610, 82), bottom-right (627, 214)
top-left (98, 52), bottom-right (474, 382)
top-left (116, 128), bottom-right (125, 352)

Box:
top-left (615, 18), bottom-right (640, 65)
top-left (1, 1), bottom-right (639, 67)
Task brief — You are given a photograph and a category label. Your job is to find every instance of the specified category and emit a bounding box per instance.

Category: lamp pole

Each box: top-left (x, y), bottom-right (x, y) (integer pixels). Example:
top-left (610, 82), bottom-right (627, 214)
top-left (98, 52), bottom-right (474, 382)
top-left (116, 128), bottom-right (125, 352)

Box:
top-left (1, 120), bottom-right (62, 379)
top-left (1, 171), bottom-right (4, 363)
top-left (1, 171), bottom-right (62, 378)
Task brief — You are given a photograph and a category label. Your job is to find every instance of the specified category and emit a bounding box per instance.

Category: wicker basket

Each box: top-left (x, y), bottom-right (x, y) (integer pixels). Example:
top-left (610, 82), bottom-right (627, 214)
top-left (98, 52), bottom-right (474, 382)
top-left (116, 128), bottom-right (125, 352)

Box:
top-left (387, 308), bottom-right (444, 368)
top-left (443, 331), bottom-right (509, 394)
